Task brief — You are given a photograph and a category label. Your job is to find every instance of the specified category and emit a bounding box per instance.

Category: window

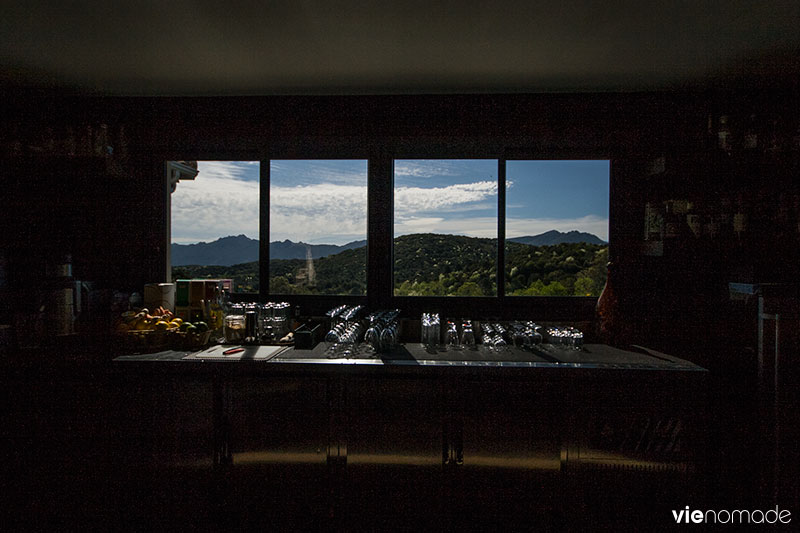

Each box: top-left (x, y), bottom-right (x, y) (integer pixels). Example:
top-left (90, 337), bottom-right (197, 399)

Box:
top-left (505, 160), bottom-right (609, 297)
top-left (168, 156), bottom-right (609, 311)
top-left (393, 159), bottom-right (498, 296)
top-left (269, 160), bottom-right (368, 296)
top-left (392, 158), bottom-right (609, 299)
top-left (170, 161), bottom-right (260, 293)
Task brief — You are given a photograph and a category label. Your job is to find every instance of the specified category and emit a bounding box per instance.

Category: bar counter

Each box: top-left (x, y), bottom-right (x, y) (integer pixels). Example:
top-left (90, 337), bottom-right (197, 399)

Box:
top-left (5, 341), bottom-right (710, 530)
top-left (113, 342), bottom-right (705, 373)
top-left (108, 341), bottom-right (713, 529)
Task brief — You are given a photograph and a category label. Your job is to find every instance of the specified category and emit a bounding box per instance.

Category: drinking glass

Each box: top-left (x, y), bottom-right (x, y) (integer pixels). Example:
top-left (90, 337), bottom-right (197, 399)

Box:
top-left (363, 316), bottom-right (382, 356)
top-left (445, 321), bottom-right (460, 350)
top-left (324, 322), bottom-right (346, 356)
top-left (421, 313), bottom-right (440, 349)
top-left (341, 322), bottom-right (362, 358)
top-left (570, 327), bottom-right (584, 350)
top-left (481, 323), bottom-right (494, 352)
top-left (460, 321), bottom-right (476, 350)
top-left (491, 324), bottom-right (507, 351)
top-left (380, 322), bottom-right (397, 353)
top-left (529, 323), bottom-right (543, 345)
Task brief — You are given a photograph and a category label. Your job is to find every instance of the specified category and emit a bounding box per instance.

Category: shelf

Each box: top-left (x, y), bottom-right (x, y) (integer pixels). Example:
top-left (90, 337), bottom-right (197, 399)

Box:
top-left (1, 153), bottom-right (128, 179)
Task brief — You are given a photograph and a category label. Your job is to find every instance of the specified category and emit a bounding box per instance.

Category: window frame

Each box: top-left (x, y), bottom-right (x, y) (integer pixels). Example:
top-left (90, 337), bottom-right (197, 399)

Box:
top-left (502, 155), bottom-right (611, 299)
top-left (166, 147), bottom-right (613, 321)
top-left (265, 157), bottom-right (371, 301)
top-left (391, 157), bottom-right (502, 298)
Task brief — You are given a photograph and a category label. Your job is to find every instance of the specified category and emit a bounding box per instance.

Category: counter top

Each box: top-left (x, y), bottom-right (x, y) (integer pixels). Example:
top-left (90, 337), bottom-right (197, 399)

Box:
top-left (113, 342), bottom-right (705, 374)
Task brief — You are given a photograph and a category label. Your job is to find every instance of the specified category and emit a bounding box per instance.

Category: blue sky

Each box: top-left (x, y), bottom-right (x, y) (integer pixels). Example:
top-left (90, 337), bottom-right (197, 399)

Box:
top-left (171, 159), bottom-right (609, 245)
top-left (394, 159), bottom-right (498, 238)
top-left (394, 159), bottom-right (609, 241)
top-left (506, 160), bottom-right (609, 240)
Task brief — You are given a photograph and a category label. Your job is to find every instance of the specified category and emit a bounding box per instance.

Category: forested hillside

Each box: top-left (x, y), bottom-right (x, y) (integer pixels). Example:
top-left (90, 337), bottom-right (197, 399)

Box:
top-left (173, 233), bottom-right (607, 296)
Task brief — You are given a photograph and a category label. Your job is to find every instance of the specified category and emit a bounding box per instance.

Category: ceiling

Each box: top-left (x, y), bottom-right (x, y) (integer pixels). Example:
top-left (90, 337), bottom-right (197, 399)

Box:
top-left (2, 1), bottom-right (798, 96)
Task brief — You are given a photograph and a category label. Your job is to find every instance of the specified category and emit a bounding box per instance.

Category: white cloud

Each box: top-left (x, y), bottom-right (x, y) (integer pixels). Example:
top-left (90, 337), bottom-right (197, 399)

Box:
top-left (394, 160), bottom-right (461, 178)
top-left (172, 161), bottom-right (606, 246)
top-left (395, 181), bottom-right (497, 216)
top-left (197, 160), bottom-right (257, 182)
top-left (171, 170), bottom-right (260, 244)
top-left (172, 161), bottom-right (369, 245)
top-left (271, 160), bottom-right (366, 186)
top-left (270, 183), bottom-right (367, 244)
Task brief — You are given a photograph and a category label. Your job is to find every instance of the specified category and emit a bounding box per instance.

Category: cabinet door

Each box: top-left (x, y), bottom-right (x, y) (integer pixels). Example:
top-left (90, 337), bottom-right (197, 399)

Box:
top-left (343, 377), bottom-right (445, 528)
top-left (224, 377), bottom-right (329, 526)
top-left (457, 379), bottom-right (563, 528)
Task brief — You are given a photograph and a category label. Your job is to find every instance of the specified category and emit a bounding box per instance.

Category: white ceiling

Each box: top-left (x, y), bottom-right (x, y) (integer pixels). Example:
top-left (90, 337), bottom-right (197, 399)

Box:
top-left (2, 1), bottom-right (798, 95)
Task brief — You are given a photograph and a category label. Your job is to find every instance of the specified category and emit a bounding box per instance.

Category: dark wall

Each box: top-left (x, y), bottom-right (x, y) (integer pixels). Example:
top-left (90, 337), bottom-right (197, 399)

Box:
top-left (2, 90), bottom-right (799, 358)
top-left (2, 89), bottom-right (798, 529)
top-left (0, 91), bottom-right (694, 281)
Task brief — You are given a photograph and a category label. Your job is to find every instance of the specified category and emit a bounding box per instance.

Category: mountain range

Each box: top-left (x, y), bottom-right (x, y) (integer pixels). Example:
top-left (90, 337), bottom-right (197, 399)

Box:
top-left (171, 230), bottom-right (604, 266)
top-left (171, 234), bottom-right (366, 266)
top-left (508, 230), bottom-right (606, 246)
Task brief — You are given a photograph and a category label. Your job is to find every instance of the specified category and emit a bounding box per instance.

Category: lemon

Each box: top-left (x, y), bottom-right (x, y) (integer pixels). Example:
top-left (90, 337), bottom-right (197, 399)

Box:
top-left (155, 320), bottom-right (170, 331)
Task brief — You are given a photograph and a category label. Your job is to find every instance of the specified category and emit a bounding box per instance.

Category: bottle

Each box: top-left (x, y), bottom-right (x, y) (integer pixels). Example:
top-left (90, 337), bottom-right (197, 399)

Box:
top-left (663, 200), bottom-right (681, 239)
top-left (663, 199), bottom-right (692, 259)
top-left (792, 124), bottom-right (800, 151)
top-left (717, 115), bottom-right (732, 153)
top-left (644, 202), bottom-right (664, 242)
top-left (596, 261), bottom-right (624, 346)
top-left (64, 127), bottom-right (76, 156)
top-left (685, 201), bottom-right (702, 240)
top-left (742, 113), bottom-right (758, 150)
top-left (718, 196), bottom-right (733, 240)
top-left (733, 193), bottom-right (748, 245)
top-left (94, 123), bottom-right (109, 156)
top-left (794, 194), bottom-right (800, 238)
top-left (764, 117), bottom-right (781, 153)
top-left (46, 254), bottom-right (76, 336)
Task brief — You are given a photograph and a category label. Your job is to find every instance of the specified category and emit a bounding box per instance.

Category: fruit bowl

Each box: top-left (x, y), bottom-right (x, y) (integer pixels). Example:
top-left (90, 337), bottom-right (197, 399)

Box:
top-left (119, 327), bottom-right (179, 353)
top-left (172, 330), bottom-right (212, 350)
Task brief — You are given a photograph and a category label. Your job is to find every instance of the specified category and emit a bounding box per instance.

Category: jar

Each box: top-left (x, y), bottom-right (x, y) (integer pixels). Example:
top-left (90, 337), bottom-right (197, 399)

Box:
top-left (224, 315), bottom-right (246, 343)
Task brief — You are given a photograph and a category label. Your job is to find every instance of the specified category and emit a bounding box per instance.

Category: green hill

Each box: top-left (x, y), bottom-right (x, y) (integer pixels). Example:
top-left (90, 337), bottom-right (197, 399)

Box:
top-left (172, 233), bottom-right (607, 297)
top-left (393, 233), bottom-right (497, 296)
top-left (505, 240), bottom-right (608, 296)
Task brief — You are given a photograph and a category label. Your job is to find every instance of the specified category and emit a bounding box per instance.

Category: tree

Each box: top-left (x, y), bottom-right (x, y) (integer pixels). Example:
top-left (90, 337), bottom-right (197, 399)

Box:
top-left (269, 276), bottom-right (292, 294)
top-left (574, 277), bottom-right (595, 296)
top-left (539, 280), bottom-right (568, 296)
top-left (455, 282), bottom-right (484, 296)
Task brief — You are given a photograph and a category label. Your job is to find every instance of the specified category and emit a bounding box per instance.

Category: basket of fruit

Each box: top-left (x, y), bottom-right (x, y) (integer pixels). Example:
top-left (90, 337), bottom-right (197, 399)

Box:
top-left (114, 306), bottom-right (182, 353)
top-left (172, 320), bottom-right (212, 350)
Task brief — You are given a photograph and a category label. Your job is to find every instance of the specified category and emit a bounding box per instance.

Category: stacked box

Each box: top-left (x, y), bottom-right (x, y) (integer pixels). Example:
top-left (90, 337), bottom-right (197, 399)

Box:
top-left (174, 279), bottom-right (226, 322)
top-left (189, 280), bottom-right (205, 306)
top-left (175, 280), bottom-right (190, 306)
